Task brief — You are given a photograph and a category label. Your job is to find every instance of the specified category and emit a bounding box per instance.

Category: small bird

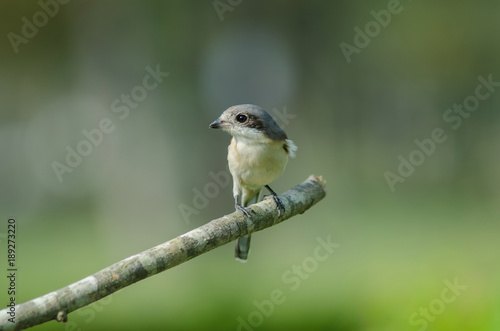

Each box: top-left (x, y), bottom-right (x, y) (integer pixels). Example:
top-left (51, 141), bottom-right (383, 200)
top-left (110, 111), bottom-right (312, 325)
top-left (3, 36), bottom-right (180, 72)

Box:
top-left (209, 104), bottom-right (297, 262)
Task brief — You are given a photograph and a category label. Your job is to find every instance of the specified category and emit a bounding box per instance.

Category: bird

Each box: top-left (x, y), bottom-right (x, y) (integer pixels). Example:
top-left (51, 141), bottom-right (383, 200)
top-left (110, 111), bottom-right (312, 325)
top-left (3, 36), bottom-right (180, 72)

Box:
top-left (209, 104), bottom-right (297, 262)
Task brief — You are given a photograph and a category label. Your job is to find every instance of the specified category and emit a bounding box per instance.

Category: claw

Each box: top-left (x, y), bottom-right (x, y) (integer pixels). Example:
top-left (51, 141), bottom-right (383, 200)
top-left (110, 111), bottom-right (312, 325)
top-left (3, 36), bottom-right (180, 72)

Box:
top-left (272, 195), bottom-right (285, 217)
top-left (236, 203), bottom-right (254, 219)
top-left (265, 185), bottom-right (285, 217)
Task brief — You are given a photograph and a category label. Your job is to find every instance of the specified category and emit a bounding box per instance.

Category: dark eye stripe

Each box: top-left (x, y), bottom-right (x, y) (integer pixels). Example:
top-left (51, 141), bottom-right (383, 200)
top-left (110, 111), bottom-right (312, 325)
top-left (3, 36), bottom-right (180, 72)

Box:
top-left (246, 118), bottom-right (264, 130)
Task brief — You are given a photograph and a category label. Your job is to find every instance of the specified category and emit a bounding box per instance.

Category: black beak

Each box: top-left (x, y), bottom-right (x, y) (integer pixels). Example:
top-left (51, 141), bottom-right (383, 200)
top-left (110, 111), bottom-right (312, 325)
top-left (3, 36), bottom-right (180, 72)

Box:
top-left (209, 118), bottom-right (229, 129)
top-left (209, 119), bottom-right (221, 128)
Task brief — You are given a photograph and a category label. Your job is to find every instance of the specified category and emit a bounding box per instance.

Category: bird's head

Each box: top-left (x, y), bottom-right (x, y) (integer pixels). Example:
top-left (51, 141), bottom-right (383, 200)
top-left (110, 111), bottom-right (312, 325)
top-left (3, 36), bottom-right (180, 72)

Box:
top-left (209, 104), bottom-right (287, 142)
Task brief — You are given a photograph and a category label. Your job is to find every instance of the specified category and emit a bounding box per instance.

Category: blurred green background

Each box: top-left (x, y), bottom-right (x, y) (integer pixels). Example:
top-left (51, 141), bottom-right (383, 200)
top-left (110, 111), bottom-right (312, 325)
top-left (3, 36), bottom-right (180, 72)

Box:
top-left (1, 0), bottom-right (499, 330)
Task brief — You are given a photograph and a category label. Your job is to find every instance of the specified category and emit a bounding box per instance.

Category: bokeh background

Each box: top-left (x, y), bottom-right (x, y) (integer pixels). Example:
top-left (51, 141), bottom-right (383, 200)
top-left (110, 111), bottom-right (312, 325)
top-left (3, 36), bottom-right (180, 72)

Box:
top-left (1, 1), bottom-right (499, 330)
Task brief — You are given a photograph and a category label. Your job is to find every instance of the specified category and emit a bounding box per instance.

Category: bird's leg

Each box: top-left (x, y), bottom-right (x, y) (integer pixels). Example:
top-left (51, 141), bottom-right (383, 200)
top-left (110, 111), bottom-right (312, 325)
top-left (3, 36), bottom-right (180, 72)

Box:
top-left (234, 195), bottom-right (254, 219)
top-left (265, 185), bottom-right (285, 217)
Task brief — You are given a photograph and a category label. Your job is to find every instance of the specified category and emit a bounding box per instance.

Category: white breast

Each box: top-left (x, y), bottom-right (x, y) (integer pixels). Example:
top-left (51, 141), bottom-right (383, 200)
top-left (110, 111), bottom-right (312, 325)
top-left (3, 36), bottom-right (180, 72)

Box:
top-left (228, 136), bottom-right (289, 190)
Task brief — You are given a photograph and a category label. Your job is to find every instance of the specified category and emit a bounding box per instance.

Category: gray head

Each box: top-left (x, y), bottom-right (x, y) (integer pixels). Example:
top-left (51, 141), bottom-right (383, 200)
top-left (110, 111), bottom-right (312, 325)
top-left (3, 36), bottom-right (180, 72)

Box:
top-left (209, 104), bottom-right (287, 141)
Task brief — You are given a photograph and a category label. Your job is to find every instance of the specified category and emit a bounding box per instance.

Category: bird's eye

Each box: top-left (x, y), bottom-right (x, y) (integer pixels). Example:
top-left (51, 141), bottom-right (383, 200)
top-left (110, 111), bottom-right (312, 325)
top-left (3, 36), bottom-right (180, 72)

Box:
top-left (236, 114), bottom-right (247, 123)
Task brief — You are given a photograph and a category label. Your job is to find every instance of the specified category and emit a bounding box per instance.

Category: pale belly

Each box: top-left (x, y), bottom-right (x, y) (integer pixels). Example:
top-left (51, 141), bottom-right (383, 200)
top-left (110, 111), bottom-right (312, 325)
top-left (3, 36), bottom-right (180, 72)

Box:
top-left (228, 139), bottom-right (288, 190)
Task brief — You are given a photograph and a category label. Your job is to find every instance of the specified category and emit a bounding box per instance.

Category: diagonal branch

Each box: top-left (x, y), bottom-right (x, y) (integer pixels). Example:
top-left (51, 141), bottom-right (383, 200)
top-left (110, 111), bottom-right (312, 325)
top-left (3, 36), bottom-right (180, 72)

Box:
top-left (0, 175), bottom-right (327, 331)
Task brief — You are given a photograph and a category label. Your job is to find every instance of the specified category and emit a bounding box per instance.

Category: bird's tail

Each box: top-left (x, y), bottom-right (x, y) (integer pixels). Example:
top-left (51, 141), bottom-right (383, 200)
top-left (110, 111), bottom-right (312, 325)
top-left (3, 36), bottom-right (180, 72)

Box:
top-left (235, 235), bottom-right (251, 262)
top-left (234, 188), bottom-right (263, 262)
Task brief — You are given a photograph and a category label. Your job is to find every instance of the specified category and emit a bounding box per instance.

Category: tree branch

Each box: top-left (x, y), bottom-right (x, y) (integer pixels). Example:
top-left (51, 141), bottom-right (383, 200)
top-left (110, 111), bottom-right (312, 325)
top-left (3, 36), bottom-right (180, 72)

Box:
top-left (0, 175), bottom-right (327, 330)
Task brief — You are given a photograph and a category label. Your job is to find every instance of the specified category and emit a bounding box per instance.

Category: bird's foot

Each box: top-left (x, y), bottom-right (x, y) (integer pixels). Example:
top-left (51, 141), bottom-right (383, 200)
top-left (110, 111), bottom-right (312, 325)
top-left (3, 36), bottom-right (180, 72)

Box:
top-left (271, 195), bottom-right (285, 217)
top-left (236, 203), bottom-right (254, 219)
top-left (265, 185), bottom-right (285, 217)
